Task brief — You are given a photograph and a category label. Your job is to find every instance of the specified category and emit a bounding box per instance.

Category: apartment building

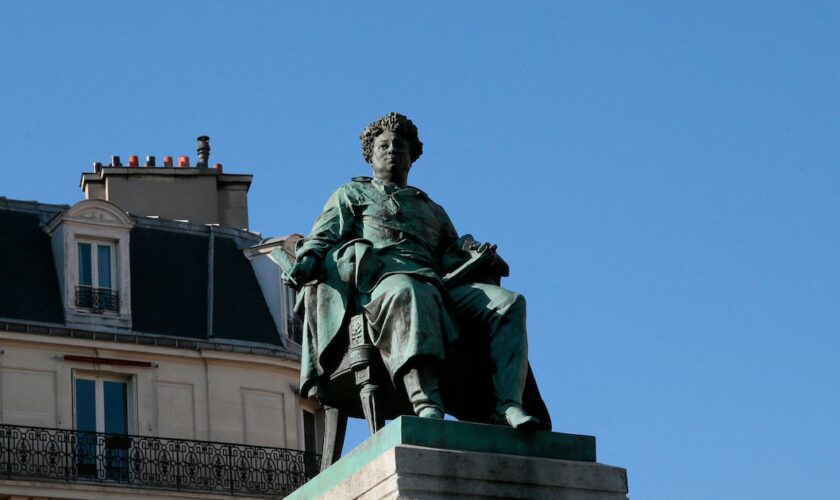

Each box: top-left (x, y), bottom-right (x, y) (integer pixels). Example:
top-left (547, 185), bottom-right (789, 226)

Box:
top-left (0, 141), bottom-right (320, 499)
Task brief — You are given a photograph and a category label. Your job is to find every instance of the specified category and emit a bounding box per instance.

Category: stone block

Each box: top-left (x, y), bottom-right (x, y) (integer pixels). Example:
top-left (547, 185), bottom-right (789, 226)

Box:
top-left (288, 416), bottom-right (628, 499)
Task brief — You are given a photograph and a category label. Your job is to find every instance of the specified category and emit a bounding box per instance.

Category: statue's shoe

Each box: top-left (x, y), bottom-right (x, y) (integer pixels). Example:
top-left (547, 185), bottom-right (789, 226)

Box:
top-left (504, 406), bottom-right (540, 429)
top-left (418, 407), bottom-right (444, 419)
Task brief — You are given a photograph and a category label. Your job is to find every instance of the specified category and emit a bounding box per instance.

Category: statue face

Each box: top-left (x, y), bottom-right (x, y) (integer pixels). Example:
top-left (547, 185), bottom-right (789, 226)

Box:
top-left (371, 131), bottom-right (412, 185)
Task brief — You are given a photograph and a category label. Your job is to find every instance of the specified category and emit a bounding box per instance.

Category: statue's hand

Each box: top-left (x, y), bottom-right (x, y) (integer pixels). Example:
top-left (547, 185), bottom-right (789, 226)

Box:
top-left (283, 255), bottom-right (320, 288)
top-left (472, 241), bottom-right (499, 265)
top-left (472, 241), bottom-right (496, 253)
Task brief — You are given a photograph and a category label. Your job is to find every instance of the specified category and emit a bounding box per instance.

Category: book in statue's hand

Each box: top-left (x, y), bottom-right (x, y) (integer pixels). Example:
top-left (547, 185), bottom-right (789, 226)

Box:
top-left (443, 241), bottom-right (507, 287)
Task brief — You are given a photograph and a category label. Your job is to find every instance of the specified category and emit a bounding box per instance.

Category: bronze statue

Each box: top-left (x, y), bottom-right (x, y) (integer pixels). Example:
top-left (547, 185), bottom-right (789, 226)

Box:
top-left (281, 113), bottom-right (549, 430)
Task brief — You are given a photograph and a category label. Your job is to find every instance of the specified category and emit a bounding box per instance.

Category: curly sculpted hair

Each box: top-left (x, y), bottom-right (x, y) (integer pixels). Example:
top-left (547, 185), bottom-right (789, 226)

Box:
top-left (360, 112), bottom-right (423, 164)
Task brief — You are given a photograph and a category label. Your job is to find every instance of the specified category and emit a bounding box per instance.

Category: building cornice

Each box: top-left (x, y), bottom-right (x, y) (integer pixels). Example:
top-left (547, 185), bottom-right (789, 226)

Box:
top-left (80, 167), bottom-right (253, 189)
top-left (0, 319), bottom-right (301, 363)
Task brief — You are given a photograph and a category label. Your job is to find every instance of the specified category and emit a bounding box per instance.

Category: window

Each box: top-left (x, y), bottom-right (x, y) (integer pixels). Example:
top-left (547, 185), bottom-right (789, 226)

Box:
top-left (302, 410), bottom-right (321, 477)
top-left (75, 375), bottom-right (132, 480)
top-left (303, 411), bottom-right (316, 454)
top-left (76, 240), bottom-right (119, 312)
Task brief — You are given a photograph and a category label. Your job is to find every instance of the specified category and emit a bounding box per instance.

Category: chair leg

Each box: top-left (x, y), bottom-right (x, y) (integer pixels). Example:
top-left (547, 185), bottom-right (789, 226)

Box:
top-left (320, 406), bottom-right (347, 472)
top-left (347, 313), bottom-right (385, 435)
top-left (359, 382), bottom-right (384, 434)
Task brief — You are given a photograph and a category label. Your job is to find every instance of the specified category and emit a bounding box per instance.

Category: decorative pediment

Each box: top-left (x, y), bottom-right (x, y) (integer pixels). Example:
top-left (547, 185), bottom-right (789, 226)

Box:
top-left (76, 208), bottom-right (118, 222)
top-left (46, 199), bottom-right (134, 233)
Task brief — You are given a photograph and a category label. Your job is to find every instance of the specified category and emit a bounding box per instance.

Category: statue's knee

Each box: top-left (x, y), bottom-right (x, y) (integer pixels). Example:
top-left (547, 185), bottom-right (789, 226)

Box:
top-left (411, 281), bottom-right (442, 303)
top-left (383, 277), bottom-right (438, 303)
top-left (388, 281), bottom-right (413, 299)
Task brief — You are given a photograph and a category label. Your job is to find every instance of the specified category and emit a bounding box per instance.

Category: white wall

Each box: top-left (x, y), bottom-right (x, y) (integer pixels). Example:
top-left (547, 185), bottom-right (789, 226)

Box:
top-left (0, 329), bottom-right (305, 451)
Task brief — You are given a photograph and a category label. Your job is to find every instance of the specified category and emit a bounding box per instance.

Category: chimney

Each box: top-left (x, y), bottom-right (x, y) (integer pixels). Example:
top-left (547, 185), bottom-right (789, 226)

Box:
top-left (80, 135), bottom-right (253, 229)
top-left (197, 135), bottom-right (210, 169)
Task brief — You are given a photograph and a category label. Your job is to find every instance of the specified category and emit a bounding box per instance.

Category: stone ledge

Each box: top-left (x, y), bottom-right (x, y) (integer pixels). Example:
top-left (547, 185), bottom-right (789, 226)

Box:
top-left (288, 417), bottom-right (627, 500)
top-left (290, 444), bottom-right (628, 500)
top-left (387, 416), bottom-right (596, 461)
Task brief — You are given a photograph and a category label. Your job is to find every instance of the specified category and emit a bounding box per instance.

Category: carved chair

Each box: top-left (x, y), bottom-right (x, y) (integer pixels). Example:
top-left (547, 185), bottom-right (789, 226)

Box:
top-left (313, 311), bottom-right (412, 471)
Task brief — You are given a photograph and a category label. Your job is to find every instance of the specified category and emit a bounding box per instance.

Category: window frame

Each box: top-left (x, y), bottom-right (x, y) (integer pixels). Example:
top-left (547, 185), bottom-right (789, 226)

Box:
top-left (74, 238), bottom-right (120, 314)
top-left (301, 408), bottom-right (324, 455)
top-left (72, 371), bottom-right (136, 435)
top-left (77, 239), bottom-right (117, 291)
top-left (72, 371), bottom-right (136, 482)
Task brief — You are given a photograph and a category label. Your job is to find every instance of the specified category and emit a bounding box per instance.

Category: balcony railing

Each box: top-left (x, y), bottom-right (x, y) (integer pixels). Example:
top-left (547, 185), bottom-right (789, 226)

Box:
top-left (75, 286), bottom-right (120, 313)
top-left (0, 423), bottom-right (320, 497)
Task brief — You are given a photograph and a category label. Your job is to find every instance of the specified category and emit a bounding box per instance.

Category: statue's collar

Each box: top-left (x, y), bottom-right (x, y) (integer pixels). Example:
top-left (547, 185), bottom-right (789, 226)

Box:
top-left (353, 176), bottom-right (429, 200)
top-left (371, 177), bottom-right (407, 195)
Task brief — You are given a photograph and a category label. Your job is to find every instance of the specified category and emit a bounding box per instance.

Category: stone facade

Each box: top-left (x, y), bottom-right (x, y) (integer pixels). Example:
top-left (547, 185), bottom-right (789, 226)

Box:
top-left (0, 327), bottom-right (308, 447)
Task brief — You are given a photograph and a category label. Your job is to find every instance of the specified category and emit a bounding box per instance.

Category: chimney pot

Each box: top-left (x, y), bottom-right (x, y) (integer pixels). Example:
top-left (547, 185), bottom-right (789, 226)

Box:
top-left (196, 135), bottom-right (210, 168)
top-left (111, 155), bottom-right (122, 167)
top-left (178, 156), bottom-right (190, 168)
top-left (93, 162), bottom-right (102, 173)
top-left (129, 155), bottom-right (139, 167)
top-left (145, 155), bottom-right (156, 167)
top-left (163, 156), bottom-right (173, 167)
top-left (214, 163), bottom-right (223, 173)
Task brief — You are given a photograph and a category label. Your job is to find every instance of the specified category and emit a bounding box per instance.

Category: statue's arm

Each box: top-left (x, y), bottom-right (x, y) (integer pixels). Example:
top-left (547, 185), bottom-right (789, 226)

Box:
top-left (287, 186), bottom-right (355, 285)
top-left (434, 203), bottom-right (470, 274)
top-left (434, 202), bottom-right (510, 285)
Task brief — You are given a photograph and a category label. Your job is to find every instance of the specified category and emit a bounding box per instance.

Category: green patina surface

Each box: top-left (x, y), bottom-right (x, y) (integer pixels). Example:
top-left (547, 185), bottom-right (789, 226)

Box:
top-left (287, 416), bottom-right (596, 499)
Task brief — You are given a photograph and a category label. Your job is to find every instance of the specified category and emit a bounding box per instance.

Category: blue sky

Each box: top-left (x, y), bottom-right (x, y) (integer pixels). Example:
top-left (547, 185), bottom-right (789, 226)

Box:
top-left (2, 2), bottom-right (838, 498)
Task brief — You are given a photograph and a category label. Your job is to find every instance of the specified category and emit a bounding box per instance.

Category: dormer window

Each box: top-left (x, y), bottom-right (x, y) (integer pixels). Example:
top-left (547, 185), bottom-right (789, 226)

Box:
top-left (45, 200), bottom-right (134, 331)
top-left (76, 240), bottom-right (119, 312)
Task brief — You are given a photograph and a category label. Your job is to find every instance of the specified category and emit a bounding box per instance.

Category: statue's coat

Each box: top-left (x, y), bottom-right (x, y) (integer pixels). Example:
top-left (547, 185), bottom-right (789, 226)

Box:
top-left (294, 177), bottom-right (551, 429)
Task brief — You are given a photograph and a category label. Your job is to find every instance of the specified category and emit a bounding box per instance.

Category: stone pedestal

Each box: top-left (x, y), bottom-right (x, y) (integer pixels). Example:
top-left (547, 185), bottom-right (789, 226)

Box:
top-left (288, 417), bottom-right (628, 500)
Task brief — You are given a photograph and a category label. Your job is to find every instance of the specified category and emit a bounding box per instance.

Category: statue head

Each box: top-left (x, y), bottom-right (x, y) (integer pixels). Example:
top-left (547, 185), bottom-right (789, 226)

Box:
top-left (360, 112), bottom-right (423, 165)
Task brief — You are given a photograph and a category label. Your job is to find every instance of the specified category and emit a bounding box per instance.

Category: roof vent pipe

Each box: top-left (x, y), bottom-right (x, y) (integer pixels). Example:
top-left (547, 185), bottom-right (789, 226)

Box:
top-left (197, 135), bottom-right (210, 168)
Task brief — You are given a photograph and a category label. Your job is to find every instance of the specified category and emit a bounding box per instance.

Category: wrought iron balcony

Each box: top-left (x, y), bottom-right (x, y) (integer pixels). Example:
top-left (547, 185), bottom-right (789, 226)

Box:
top-left (75, 286), bottom-right (120, 313)
top-left (0, 423), bottom-right (320, 497)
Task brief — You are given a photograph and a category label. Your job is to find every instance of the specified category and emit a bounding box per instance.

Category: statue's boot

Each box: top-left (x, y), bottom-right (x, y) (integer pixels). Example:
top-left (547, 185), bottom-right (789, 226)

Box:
top-left (403, 361), bottom-right (444, 419)
top-left (502, 404), bottom-right (540, 429)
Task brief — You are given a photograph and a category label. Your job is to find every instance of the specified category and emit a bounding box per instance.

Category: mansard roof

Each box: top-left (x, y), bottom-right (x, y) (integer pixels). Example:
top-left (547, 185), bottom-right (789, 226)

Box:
top-left (0, 202), bottom-right (65, 324)
top-left (0, 197), bottom-right (285, 350)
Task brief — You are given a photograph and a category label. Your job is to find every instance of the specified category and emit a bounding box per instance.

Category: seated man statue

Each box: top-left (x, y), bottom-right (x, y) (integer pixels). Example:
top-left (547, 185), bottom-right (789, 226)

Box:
top-left (284, 112), bottom-right (547, 429)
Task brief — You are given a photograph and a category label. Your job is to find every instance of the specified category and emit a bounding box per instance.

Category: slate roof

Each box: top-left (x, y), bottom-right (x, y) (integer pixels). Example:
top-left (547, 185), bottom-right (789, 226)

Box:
top-left (0, 200), bottom-right (283, 348)
top-left (130, 226), bottom-right (210, 339)
top-left (0, 208), bottom-right (65, 324)
top-left (212, 236), bottom-right (279, 345)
